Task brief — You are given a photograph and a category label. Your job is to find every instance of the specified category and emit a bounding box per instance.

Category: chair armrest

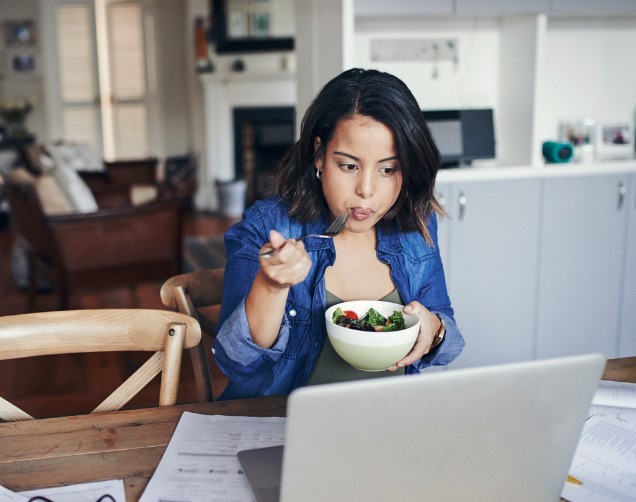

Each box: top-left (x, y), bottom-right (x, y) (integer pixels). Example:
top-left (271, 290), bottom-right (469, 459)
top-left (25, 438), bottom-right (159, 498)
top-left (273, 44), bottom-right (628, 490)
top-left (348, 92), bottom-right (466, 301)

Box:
top-left (47, 202), bottom-right (183, 271)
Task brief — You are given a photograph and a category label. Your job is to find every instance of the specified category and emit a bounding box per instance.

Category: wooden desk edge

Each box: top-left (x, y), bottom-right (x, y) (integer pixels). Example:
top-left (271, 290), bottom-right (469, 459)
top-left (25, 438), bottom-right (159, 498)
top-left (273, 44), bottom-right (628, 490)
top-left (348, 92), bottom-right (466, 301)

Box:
top-left (0, 357), bottom-right (633, 501)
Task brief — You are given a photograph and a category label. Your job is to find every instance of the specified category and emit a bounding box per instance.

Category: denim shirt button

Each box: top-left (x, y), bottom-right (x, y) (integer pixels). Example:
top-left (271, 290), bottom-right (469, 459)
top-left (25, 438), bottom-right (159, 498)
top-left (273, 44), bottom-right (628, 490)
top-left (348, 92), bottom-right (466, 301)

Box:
top-left (289, 309), bottom-right (297, 317)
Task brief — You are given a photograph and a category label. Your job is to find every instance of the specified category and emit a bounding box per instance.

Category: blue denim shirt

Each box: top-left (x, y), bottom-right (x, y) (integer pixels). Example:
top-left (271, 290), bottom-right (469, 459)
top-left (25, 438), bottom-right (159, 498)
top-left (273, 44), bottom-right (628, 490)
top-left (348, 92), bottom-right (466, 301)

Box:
top-left (214, 197), bottom-right (465, 400)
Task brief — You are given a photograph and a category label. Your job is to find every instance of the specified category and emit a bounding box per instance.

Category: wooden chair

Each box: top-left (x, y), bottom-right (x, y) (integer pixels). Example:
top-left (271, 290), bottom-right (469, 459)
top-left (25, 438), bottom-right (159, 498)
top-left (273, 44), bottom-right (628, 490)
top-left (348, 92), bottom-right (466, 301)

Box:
top-left (160, 268), bottom-right (225, 402)
top-left (0, 309), bottom-right (201, 422)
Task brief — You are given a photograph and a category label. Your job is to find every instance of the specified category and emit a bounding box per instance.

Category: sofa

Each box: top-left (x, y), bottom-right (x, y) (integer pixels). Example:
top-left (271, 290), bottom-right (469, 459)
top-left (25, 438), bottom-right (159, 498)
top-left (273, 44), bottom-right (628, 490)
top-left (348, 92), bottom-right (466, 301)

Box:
top-left (1, 144), bottom-right (185, 310)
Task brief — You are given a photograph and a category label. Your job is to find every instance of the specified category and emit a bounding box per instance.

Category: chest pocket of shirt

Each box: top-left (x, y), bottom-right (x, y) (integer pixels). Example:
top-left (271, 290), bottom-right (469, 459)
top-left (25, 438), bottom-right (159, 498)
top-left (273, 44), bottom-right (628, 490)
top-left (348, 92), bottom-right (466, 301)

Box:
top-left (281, 297), bottom-right (311, 359)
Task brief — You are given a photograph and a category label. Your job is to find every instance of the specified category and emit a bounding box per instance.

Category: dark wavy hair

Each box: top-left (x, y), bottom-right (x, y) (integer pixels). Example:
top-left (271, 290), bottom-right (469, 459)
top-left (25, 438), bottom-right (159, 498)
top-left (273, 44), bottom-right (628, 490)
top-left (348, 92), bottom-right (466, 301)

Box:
top-left (275, 68), bottom-right (444, 244)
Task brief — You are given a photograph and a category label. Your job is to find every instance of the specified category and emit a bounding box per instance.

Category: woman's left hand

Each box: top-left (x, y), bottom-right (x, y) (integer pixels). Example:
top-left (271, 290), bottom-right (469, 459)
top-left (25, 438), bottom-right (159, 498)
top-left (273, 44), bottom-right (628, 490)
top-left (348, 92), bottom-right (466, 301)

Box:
top-left (386, 301), bottom-right (442, 372)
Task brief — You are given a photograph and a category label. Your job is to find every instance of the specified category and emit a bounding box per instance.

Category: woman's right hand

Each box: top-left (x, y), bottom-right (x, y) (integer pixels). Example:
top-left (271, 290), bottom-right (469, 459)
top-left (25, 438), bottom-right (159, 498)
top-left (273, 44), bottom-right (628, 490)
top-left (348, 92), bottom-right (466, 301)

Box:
top-left (258, 229), bottom-right (312, 288)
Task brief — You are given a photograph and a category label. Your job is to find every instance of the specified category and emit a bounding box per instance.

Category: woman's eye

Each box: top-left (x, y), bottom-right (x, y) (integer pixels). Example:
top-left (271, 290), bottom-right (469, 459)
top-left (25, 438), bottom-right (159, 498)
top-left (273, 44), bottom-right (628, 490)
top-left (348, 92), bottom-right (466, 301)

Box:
top-left (379, 166), bottom-right (398, 175)
top-left (339, 163), bottom-right (358, 172)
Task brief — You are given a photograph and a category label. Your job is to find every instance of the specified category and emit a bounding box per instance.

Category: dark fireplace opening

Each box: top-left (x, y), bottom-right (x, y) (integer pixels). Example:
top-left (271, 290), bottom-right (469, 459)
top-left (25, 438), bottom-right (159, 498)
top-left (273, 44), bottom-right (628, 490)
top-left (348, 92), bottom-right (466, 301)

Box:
top-left (233, 106), bottom-right (295, 204)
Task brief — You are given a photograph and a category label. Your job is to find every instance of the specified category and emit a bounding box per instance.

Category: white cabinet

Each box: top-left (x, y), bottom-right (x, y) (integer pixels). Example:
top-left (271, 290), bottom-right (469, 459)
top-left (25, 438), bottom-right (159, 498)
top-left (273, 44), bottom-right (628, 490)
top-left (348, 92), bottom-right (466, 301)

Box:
top-left (354, 0), bottom-right (453, 17)
top-left (550, 0), bottom-right (636, 16)
top-left (455, 0), bottom-right (550, 15)
top-left (620, 174), bottom-right (636, 357)
top-left (442, 178), bottom-right (542, 369)
top-left (435, 180), bottom-right (452, 271)
top-left (536, 173), bottom-right (629, 359)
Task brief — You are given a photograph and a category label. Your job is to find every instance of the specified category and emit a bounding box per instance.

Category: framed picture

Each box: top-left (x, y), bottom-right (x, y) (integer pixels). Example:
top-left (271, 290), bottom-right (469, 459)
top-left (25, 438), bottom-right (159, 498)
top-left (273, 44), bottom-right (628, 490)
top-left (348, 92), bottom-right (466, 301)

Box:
top-left (5, 49), bottom-right (40, 80)
top-left (596, 122), bottom-right (634, 161)
top-left (4, 20), bottom-right (35, 47)
top-left (559, 119), bottom-right (596, 162)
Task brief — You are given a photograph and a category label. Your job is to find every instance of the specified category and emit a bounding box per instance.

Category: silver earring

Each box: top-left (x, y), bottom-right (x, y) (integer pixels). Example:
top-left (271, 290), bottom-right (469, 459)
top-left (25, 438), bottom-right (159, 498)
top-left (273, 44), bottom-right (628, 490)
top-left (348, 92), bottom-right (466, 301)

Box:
top-left (316, 169), bottom-right (322, 180)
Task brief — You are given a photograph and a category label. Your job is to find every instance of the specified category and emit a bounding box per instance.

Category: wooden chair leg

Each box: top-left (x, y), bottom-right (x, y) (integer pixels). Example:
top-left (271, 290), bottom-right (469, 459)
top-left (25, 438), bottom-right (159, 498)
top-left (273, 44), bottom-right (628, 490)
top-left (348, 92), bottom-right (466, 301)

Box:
top-left (188, 342), bottom-right (214, 402)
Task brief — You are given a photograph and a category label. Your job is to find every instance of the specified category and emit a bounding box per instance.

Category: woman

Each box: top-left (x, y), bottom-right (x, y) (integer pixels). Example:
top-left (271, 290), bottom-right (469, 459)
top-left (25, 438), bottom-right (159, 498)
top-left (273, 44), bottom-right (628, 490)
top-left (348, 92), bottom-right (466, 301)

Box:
top-left (214, 68), bottom-right (464, 399)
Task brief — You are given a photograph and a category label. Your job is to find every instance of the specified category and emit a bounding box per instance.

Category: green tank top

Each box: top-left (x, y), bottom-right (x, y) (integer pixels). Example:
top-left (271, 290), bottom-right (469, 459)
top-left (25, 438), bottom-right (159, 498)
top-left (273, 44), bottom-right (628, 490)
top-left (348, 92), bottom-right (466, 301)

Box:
top-left (307, 288), bottom-right (406, 386)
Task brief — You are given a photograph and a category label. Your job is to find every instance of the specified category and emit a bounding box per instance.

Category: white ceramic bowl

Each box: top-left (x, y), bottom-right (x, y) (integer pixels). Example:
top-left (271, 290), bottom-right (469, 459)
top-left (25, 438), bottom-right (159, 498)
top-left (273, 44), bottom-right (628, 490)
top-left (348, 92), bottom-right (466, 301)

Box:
top-left (325, 300), bottom-right (420, 372)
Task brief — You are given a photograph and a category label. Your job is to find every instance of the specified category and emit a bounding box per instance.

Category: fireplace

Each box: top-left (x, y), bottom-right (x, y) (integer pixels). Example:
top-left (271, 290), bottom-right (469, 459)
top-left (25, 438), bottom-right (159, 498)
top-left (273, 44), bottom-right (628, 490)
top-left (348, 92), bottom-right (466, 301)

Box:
top-left (233, 107), bottom-right (295, 204)
top-left (198, 72), bottom-right (297, 212)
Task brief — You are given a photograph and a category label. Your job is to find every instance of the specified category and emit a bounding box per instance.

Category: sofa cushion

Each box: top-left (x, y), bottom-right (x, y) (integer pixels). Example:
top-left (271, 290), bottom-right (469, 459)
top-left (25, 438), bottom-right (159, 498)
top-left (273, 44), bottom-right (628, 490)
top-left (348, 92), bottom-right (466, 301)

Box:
top-left (51, 162), bottom-right (98, 213)
top-left (37, 174), bottom-right (75, 214)
top-left (46, 141), bottom-right (104, 172)
top-left (5, 166), bottom-right (88, 215)
top-left (130, 184), bottom-right (159, 205)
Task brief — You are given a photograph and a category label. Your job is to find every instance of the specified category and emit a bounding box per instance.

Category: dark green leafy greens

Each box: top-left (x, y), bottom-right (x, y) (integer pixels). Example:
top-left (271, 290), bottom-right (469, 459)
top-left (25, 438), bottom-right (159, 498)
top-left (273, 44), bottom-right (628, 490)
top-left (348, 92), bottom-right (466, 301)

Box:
top-left (332, 307), bottom-right (406, 332)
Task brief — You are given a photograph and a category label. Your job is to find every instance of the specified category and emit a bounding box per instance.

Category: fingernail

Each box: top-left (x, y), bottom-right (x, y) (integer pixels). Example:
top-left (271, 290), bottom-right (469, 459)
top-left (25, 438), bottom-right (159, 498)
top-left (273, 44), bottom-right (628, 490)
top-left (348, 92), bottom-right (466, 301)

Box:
top-left (398, 363), bottom-right (404, 368)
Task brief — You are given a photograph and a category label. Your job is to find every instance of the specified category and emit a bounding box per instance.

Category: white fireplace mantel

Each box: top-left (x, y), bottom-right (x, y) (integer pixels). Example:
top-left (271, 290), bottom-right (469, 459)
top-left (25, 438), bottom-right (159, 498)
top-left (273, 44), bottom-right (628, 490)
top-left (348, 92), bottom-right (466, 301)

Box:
top-left (198, 71), bottom-right (297, 211)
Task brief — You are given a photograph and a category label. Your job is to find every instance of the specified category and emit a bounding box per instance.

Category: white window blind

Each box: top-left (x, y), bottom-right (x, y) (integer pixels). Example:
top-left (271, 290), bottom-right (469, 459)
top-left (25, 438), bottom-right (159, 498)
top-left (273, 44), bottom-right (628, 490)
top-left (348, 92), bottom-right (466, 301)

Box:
top-left (108, 2), bottom-right (148, 158)
top-left (55, 3), bottom-right (100, 152)
top-left (63, 108), bottom-right (99, 148)
top-left (113, 104), bottom-right (147, 159)
top-left (57, 5), bottom-right (96, 102)
top-left (108, 3), bottom-right (146, 99)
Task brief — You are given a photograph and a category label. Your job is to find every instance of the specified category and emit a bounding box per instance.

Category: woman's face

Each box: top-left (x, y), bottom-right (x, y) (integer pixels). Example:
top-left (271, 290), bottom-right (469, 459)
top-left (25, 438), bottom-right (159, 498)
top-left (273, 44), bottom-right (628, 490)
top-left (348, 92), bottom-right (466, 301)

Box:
top-left (317, 114), bottom-right (403, 234)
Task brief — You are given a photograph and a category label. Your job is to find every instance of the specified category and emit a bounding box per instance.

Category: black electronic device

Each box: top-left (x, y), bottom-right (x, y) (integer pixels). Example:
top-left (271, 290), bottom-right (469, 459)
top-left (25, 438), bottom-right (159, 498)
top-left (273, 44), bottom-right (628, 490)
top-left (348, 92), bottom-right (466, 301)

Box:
top-left (423, 109), bottom-right (496, 168)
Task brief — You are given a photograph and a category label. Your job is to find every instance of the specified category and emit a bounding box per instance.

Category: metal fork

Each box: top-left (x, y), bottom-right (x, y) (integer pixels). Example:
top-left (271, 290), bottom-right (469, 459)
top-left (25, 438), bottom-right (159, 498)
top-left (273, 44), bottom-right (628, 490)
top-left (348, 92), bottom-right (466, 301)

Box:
top-left (259, 213), bottom-right (348, 258)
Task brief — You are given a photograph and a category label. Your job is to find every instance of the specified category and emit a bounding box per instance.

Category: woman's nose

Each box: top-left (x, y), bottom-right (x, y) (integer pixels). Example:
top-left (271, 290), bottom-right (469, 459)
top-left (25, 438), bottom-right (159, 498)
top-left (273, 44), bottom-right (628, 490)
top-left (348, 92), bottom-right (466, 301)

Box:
top-left (356, 171), bottom-right (375, 199)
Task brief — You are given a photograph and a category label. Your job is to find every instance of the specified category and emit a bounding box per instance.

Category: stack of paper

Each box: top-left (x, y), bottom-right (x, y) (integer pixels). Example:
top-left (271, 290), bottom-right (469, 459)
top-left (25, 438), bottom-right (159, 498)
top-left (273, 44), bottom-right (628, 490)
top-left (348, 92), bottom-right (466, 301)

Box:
top-left (140, 412), bottom-right (286, 502)
top-left (562, 381), bottom-right (636, 502)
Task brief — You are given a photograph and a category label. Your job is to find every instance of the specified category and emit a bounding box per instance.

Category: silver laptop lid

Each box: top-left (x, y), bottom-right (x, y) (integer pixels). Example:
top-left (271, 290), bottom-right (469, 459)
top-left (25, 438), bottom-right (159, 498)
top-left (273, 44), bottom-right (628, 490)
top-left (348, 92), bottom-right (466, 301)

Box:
top-left (281, 354), bottom-right (605, 502)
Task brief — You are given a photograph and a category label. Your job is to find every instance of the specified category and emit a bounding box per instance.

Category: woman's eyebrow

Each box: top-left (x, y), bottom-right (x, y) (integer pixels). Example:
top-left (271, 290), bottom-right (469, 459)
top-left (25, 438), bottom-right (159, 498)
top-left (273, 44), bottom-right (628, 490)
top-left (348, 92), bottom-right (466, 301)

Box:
top-left (333, 150), bottom-right (359, 161)
top-left (333, 151), bottom-right (399, 163)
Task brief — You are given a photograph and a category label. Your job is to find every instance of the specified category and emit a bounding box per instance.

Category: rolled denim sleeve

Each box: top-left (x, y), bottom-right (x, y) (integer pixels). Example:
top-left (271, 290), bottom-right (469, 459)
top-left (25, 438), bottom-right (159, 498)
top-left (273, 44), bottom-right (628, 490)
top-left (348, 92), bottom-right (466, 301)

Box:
top-left (213, 202), bottom-right (293, 384)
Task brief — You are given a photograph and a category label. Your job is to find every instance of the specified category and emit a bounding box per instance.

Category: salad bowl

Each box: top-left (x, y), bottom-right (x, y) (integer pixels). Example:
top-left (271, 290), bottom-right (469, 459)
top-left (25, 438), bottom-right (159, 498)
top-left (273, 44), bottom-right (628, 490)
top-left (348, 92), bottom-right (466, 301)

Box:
top-left (325, 300), bottom-right (420, 371)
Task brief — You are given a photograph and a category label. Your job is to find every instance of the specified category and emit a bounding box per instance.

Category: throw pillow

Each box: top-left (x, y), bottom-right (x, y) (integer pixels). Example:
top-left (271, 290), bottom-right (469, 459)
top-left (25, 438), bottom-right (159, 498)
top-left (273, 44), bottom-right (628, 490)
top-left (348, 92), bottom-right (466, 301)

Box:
top-left (51, 162), bottom-right (98, 213)
top-left (6, 167), bottom-right (75, 215)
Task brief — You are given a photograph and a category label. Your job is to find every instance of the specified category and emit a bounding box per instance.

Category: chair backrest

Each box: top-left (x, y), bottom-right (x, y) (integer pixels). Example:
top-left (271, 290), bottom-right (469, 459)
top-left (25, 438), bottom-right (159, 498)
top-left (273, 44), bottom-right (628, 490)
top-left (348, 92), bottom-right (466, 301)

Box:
top-left (160, 268), bottom-right (225, 402)
top-left (0, 309), bottom-right (201, 422)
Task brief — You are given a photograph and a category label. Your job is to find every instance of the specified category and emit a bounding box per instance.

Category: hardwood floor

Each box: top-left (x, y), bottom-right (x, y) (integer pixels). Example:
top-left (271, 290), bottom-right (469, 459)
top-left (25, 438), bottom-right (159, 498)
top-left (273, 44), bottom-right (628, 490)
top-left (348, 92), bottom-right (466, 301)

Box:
top-left (0, 209), bottom-right (236, 418)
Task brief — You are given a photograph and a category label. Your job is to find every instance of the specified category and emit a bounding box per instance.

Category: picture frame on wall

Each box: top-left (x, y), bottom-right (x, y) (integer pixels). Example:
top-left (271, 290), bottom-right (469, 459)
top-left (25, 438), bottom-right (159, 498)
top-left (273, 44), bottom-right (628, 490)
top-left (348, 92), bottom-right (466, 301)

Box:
top-left (5, 49), bottom-right (40, 80)
top-left (596, 122), bottom-right (634, 161)
top-left (3, 20), bottom-right (36, 47)
top-left (559, 119), bottom-right (596, 162)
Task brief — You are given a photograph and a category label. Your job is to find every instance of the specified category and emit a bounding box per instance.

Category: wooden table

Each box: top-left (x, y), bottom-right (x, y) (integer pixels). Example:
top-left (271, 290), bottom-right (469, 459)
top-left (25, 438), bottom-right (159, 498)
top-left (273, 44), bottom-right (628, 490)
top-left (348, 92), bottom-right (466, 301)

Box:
top-left (1, 357), bottom-right (634, 501)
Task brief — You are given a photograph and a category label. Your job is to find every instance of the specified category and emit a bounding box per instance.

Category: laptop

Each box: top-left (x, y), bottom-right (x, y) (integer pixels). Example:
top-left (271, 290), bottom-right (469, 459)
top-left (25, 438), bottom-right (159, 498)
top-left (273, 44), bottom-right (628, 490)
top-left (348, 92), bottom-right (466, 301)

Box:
top-left (237, 353), bottom-right (605, 502)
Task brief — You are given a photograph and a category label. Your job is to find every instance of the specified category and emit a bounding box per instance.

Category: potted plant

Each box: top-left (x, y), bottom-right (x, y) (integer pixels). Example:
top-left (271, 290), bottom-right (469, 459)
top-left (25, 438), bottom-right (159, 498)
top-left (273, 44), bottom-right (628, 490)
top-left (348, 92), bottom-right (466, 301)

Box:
top-left (0, 98), bottom-right (34, 140)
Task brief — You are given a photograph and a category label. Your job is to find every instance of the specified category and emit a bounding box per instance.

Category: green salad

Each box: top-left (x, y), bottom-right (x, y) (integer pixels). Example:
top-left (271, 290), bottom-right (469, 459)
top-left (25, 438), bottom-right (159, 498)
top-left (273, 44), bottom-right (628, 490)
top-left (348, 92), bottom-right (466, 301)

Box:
top-left (332, 307), bottom-right (406, 332)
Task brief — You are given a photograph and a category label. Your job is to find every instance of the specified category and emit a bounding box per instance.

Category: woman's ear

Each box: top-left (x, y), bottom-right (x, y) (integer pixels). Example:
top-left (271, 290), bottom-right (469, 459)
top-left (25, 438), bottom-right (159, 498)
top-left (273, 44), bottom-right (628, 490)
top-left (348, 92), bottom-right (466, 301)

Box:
top-left (314, 137), bottom-right (324, 169)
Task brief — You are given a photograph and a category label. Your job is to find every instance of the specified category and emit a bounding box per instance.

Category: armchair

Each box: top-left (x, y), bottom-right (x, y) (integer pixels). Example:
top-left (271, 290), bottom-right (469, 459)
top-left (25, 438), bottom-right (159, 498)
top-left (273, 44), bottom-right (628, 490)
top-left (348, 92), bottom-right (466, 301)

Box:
top-left (80, 158), bottom-right (160, 208)
top-left (4, 179), bottom-right (184, 311)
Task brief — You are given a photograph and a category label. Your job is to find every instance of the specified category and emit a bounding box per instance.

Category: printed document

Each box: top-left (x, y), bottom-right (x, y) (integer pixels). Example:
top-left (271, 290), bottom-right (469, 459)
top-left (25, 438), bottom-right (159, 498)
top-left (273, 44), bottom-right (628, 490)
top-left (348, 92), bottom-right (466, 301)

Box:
top-left (140, 412), bottom-right (286, 502)
top-left (562, 381), bottom-right (636, 502)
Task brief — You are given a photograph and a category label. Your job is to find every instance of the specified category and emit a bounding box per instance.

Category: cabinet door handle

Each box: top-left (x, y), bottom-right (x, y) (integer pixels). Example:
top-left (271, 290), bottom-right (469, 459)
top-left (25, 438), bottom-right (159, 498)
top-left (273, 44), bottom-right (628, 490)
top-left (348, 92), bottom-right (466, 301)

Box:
top-left (438, 193), bottom-right (446, 207)
top-left (618, 182), bottom-right (626, 210)
top-left (458, 192), bottom-right (467, 221)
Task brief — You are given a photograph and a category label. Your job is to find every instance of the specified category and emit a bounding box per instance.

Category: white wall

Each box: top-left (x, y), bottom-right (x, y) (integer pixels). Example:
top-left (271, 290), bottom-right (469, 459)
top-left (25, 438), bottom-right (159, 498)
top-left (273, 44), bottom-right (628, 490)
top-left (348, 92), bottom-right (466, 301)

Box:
top-left (153, 0), bottom-right (189, 157)
top-left (353, 14), bottom-right (636, 165)
top-left (354, 17), bottom-right (500, 111)
top-left (539, 17), bottom-right (636, 142)
top-left (0, 0), bottom-right (46, 141)
top-left (0, 0), bottom-right (192, 159)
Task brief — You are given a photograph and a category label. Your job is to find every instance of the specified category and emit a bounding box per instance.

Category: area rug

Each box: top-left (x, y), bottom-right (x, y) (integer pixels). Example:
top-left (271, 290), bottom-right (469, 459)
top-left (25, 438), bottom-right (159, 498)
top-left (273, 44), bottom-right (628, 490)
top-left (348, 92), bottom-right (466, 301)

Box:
top-left (183, 236), bottom-right (227, 272)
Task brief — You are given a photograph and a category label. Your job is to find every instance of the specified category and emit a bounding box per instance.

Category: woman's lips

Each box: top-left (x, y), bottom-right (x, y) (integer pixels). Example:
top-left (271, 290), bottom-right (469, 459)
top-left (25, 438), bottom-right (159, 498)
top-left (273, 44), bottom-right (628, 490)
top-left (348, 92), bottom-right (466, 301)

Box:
top-left (350, 207), bottom-right (374, 221)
